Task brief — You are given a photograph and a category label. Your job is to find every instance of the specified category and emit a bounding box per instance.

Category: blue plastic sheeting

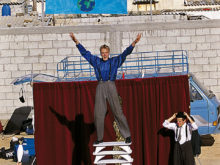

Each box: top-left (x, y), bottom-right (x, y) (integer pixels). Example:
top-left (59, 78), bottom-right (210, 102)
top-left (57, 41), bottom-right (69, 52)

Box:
top-left (2, 4), bottom-right (11, 16)
top-left (45, 0), bottom-right (127, 14)
top-left (12, 74), bottom-right (58, 85)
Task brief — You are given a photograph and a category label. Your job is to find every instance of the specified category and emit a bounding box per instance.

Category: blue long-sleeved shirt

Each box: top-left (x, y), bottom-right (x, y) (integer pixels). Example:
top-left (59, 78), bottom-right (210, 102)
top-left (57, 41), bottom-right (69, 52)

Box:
top-left (76, 43), bottom-right (134, 81)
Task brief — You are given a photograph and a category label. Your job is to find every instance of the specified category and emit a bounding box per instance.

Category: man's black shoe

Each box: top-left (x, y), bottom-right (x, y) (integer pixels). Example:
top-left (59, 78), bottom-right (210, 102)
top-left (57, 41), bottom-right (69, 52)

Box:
top-left (93, 140), bottom-right (103, 145)
top-left (125, 136), bottom-right (132, 143)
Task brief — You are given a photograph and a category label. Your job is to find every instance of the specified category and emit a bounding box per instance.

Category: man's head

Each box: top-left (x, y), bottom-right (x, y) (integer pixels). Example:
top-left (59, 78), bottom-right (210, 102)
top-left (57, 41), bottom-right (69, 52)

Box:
top-left (176, 112), bottom-right (187, 127)
top-left (100, 44), bottom-right (110, 61)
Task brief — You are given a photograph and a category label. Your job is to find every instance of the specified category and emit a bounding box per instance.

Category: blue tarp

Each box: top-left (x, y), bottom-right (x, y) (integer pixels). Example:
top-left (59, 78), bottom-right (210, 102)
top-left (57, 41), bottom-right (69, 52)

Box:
top-left (45, 0), bottom-right (127, 14)
top-left (12, 74), bottom-right (58, 85)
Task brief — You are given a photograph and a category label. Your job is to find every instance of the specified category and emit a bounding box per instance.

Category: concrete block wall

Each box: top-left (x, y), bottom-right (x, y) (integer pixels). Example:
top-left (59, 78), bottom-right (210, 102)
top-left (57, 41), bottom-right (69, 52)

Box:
top-left (54, 15), bottom-right (187, 26)
top-left (0, 18), bottom-right (220, 119)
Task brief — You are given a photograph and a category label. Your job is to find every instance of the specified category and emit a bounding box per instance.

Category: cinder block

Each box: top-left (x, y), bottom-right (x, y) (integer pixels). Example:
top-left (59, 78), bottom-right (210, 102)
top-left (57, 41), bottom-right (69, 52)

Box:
top-left (137, 45), bottom-right (153, 52)
top-left (203, 65), bottom-right (217, 71)
top-left (0, 86), bottom-right (13, 93)
top-left (204, 79), bottom-right (217, 86)
top-left (211, 42), bottom-right (220, 49)
top-left (15, 35), bottom-right (28, 41)
top-left (188, 51), bottom-right (203, 58)
top-left (0, 92), bottom-right (6, 99)
top-left (195, 72), bottom-right (209, 79)
top-left (1, 50), bottom-right (15, 57)
top-left (53, 55), bottom-right (68, 63)
top-left (18, 64), bottom-right (32, 71)
top-left (53, 40), bottom-right (67, 48)
top-left (23, 41), bottom-right (38, 49)
top-left (161, 37), bottom-right (176, 44)
top-left (180, 29), bottom-right (195, 36)
top-left (33, 63), bottom-right (46, 70)
top-left (210, 72), bottom-right (220, 79)
top-left (202, 50), bottom-right (217, 57)
top-left (166, 44), bottom-right (181, 50)
top-left (10, 42), bottom-right (24, 49)
top-left (152, 44), bottom-right (166, 51)
top-left (122, 39), bottom-right (130, 46)
top-left (81, 40), bottom-right (96, 48)
top-left (62, 33), bottom-right (71, 40)
top-left (15, 50), bottom-right (29, 56)
top-left (196, 28), bottom-right (210, 35)
top-left (146, 37), bottom-right (162, 44)
top-left (24, 57), bottom-right (39, 63)
top-left (189, 65), bottom-right (203, 72)
top-left (194, 58), bottom-right (209, 65)
top-left (86, 33), bottom-right (101, 40)
top-left (0, 35), bottom-right (15, 42)
top-left (191, 36), bottom-right (205, 43)
top-left (209, 57), bottom-right (220, 64)
top-left (76, 33), bottom-right (87, 40)
top-left (123, 32), bottom-right (129, 38)
top-left (11, 57), bottom-right (25, 64)
top-left (6, 93), bottom-right (19, 100)
top-left (196, 43), bottom-right (210, 50)
top-left (181, 43), bottom-right (196, 51)
top-left (0, 64), bottom-right (3, 71)
top-left (157, 30), bottom-right (167, 37)
top-left (210, 28), bottom-right (220, 35)
top-left (67, 40), bottom-right (75, 48)
top-left (205, 35), bottom-right (220, 42)
top-left (58, 48), bottom-right (72, 55)
top-left (43, 34), bottom-right (58, 40)
top-left (29, 49), bottom-right (43, 56)
top-left (0, 71), bottom-right (11, 78)
top-left (11, 71), bottom-right (26, 78)
top-left (177, 37), bottom-right (190, 44)
top-left (0, 100), bottom-right (14, 107)
top-left (5, 64), bottom-right (18, 71)
top-left (145, 30), bottom-right (158, 37)
top-left (47, 63), bottom-right (57, 70)
top-left (28, 34), bottom-right (42, 41)
top-left (44, 48), bottom-right (58, 56)
top-left (0, 42), bottom-right (9, 50)
top-left (39, 56), bottom-right (54, 63)
top-left (39, 41), bottom-right (53, 48)
top-left (167, 29), bottom-right (181, 37)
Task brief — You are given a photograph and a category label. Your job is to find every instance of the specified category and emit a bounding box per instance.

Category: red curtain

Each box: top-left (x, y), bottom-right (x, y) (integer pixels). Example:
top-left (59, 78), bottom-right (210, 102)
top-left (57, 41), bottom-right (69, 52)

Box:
top-left (33, 75), bottom-right (190, 165)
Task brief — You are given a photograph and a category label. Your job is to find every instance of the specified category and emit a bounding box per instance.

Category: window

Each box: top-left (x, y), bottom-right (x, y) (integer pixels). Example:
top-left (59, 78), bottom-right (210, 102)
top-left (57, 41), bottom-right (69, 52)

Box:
top-left (190, 83), bottom-right (203, 101)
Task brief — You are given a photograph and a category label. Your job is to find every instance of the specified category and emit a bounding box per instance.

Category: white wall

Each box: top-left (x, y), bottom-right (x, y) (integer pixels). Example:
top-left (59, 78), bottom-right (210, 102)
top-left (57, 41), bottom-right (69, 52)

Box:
top-left (0, 17), bottom-right (220, 119)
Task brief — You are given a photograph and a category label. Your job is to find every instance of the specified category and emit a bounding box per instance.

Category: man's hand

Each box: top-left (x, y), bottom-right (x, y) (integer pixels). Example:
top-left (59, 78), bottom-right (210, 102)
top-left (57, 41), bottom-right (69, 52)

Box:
top-left (69, 32), bottom-right (79, 45)
top-left (167, 113), bottom-right (177, 122)
top-left (172, 113), bottom-right (177, 119)
top-left (132, 33), bottom-right (142, 47)
top-left (184, 112), bottom-right (190, 118)
top-left (184, 112), bottom-right (194, 124)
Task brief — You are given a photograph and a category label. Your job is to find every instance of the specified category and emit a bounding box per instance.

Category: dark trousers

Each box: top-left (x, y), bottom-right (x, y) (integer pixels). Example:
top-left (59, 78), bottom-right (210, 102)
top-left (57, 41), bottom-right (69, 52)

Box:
top-left (94, 81), bottom-right (131, 141)
top-left (173, 141), bottom-right (195, 165)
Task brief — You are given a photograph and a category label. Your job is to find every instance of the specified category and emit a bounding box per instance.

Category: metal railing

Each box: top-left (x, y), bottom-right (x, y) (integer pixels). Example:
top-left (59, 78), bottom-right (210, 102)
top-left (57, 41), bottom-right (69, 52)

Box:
top-left (57, 50), bottom-right (188, 81)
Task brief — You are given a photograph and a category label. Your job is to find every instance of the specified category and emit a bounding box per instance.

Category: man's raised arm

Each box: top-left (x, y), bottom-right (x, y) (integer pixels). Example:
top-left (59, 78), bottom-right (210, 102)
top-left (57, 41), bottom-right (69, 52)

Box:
top-left (132, 33), bottom-right (142, 47)
top-left (69, 32), bottom-right (98, 67)
top-left (70, 32), bottom-right (79, 45)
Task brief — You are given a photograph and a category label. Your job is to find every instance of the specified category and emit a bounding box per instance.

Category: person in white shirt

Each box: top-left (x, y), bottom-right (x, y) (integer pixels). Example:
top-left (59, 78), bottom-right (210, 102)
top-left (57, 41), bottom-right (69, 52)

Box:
top-left (163, 112), bottom-right (198, 165)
